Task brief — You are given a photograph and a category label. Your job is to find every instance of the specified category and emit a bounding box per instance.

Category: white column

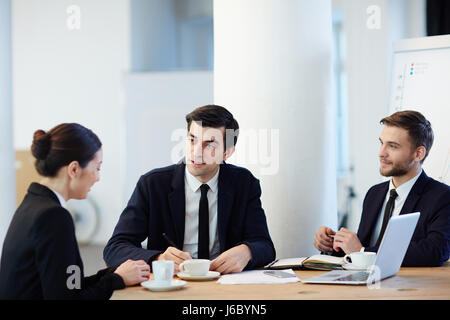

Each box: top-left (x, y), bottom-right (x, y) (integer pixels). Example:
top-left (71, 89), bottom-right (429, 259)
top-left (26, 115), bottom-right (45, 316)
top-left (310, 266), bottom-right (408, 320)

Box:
top-left (214, 0), bottom-right (337, 258)
top-left (0, 0), bottom-right (15, 255)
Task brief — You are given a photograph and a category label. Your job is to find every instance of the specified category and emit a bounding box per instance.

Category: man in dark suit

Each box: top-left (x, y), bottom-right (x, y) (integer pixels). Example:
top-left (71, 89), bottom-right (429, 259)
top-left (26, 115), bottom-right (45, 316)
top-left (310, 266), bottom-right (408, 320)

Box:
top-left (314, 110), bottom-right (450, 267)
top-left (104, 105), bottom-right (275, 274)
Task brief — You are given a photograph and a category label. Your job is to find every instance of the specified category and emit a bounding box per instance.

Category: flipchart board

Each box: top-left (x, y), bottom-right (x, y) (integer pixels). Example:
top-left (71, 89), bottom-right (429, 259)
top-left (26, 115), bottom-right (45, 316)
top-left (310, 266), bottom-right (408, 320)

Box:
top-left (389, 34), bottom-right (450, 185)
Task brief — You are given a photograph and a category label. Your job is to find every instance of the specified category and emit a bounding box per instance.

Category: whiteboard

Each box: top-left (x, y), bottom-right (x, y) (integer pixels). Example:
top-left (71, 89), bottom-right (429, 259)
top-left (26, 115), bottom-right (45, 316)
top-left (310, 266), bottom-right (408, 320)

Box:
top-left (389, 35), bottom-right (450, 185)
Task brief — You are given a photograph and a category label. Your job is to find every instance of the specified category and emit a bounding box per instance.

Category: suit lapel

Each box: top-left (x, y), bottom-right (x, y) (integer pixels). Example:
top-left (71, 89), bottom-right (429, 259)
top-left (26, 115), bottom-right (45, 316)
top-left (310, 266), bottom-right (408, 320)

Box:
top-left (217, 163), bottom-right (234, 252)
top-left (362, 182), bottom-right (389, 245)
top-left (399, 170), bottom-right (429, 215)
top-left (168, 163), bottom-right (186, 247)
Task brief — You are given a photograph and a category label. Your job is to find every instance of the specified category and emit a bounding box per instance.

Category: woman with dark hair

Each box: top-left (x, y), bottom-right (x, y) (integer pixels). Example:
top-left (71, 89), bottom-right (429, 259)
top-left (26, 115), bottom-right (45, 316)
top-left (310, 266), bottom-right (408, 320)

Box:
top-left (0, 123), bottom-right (150, 300)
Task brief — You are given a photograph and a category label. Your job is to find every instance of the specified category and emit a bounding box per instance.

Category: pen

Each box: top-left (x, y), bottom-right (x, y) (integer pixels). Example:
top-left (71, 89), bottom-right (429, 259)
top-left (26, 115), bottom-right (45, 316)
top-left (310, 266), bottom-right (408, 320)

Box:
top-left (162, 233), bottom-right (178, 249)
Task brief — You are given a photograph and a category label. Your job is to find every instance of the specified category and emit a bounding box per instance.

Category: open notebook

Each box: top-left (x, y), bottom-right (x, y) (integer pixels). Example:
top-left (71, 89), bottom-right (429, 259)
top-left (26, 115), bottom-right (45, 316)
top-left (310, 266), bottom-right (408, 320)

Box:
top-left (265, 254), bottom-right (346, 271)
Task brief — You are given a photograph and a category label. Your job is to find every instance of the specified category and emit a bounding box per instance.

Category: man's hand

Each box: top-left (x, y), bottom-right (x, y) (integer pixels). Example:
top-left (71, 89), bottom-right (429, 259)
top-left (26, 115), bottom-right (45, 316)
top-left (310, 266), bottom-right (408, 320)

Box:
top-left (210, 244), bottom-right (252, 274)
top-left (333, 227), bottom-right (363, 254)
top-left (157, 247), bottom-right (192, 273)
top-left (314, 226), bottom-right (336, 252)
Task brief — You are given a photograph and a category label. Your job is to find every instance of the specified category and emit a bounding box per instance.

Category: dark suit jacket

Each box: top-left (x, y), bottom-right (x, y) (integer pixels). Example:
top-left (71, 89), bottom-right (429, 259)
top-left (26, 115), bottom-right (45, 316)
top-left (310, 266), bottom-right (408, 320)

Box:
top-left (0, 183), bottom-right (124, 300)
top-left (103, 162), bottom-right (276, 269)
top-left (357, 171), bottom-right (450, 267)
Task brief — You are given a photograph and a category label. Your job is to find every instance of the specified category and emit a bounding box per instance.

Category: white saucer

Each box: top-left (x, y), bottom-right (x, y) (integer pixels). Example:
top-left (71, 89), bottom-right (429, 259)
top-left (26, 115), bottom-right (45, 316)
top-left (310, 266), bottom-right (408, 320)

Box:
top-left (343, 263), bottom-right (369, 271)
top-left (177, 271), bottom-right (221, 281)
top-left (141, 279), bottom-right (187, 292)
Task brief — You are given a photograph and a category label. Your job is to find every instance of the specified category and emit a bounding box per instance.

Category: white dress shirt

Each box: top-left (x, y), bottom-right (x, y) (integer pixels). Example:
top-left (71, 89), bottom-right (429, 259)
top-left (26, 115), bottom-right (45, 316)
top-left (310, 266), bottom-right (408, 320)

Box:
top-left (183, 167), bottom-right (221, 259)
top-left (365, 169), bottom-right (423, 249)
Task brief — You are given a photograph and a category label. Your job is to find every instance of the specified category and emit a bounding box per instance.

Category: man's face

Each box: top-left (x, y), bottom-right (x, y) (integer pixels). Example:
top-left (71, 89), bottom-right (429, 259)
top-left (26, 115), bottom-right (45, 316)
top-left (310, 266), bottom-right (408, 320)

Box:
top-left (378, 125), bottom-right (418, 177)
top-left (186, 121), bottom-right (230, 181)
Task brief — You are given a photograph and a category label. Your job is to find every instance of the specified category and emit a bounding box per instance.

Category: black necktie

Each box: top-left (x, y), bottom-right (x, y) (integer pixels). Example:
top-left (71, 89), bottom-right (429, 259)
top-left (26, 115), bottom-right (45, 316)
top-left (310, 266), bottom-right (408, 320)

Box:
top-left (375, 189), bottom-right (398, 248)
top-left (198, 184), bottom-right (210, 259)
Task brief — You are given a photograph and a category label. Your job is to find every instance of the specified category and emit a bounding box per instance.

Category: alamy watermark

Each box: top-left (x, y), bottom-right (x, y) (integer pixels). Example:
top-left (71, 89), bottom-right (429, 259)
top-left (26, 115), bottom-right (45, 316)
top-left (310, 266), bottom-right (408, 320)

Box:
top-left (366, 264), bottom-right (382, 290)
top-left (66, 5), bottom-right (81, 31)
top-left (170, 127), bottom-right (280, 176)
top-left (366, 5), bottom-right (381, 30)
top-left (66, 265), bottom-right (81, 290)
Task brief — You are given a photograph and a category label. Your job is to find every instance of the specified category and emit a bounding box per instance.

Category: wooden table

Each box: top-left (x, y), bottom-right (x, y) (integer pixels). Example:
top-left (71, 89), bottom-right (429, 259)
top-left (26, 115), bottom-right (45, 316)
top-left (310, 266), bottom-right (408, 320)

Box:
top-left (112, 262), bottom-right (450, 300)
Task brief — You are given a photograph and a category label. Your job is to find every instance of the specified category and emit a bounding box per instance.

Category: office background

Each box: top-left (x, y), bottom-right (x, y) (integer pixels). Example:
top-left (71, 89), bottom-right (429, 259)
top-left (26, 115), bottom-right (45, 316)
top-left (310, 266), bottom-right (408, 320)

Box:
top-left (0, 0), bottom-right (448, 273)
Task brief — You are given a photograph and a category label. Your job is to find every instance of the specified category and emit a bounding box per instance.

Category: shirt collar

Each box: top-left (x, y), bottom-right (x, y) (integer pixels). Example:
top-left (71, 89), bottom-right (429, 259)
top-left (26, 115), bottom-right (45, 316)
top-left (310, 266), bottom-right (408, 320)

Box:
top-left (388, 169), bottom-right (422, 201)
top-left (49, 187), bottom-right (67, 209)
top-left (185, 166), bottom-right (220, 193)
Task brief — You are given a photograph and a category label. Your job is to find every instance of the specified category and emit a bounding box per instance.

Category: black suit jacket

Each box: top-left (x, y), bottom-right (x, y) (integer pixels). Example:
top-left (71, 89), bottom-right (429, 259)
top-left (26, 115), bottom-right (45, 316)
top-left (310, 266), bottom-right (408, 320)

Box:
top-left (357, 171), bottom-right (450, 267)
top-left (0, 183), bottom-right (124, 300)
top-left (103, 162), bottom-right (276, 269)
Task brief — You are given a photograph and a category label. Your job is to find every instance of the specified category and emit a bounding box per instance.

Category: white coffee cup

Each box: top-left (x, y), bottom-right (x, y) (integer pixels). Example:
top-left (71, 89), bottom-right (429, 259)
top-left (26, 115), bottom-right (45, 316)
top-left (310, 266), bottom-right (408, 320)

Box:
top-left (152, 260), bottom-right (174, 286)
top-left (344, 252), bottom-right (376, 268)
top-left (179, 259), bottom-right (210, 276)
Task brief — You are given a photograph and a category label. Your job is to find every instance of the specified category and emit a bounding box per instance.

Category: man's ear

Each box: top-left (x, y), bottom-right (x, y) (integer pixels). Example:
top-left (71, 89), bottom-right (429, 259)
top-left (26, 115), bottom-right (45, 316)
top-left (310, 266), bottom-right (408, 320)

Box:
top-left (67, 161), bottom-right (80, 179)
top-left (223, 146), bottom-right (235, 161)
top-left (415, 146), bottom-right (426, 163)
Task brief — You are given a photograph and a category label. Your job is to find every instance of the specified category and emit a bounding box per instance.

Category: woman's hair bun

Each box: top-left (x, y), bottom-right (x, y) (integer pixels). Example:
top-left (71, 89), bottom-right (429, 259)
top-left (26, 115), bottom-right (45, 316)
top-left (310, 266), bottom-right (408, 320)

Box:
top-left (30, 123), bottom-right (102, 177)
top-left (31, 129), bottom-right (52, 160)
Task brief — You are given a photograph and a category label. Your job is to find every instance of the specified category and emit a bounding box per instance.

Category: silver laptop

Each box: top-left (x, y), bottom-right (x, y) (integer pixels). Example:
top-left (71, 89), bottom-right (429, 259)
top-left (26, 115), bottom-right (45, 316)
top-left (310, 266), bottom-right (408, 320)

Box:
top-left (301, 212), bottom-right (420, 285)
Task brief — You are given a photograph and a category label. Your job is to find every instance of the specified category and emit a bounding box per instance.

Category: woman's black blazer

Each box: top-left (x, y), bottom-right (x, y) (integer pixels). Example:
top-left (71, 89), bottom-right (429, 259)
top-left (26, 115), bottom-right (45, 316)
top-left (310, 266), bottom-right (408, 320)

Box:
top-left (0, 183), bottom-right (124, 300)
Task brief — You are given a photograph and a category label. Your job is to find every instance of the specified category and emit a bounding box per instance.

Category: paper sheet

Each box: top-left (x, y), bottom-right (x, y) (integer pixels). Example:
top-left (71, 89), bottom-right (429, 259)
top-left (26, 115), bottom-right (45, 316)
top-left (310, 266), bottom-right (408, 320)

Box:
top-left (217, 269), bottom-right (299, 284)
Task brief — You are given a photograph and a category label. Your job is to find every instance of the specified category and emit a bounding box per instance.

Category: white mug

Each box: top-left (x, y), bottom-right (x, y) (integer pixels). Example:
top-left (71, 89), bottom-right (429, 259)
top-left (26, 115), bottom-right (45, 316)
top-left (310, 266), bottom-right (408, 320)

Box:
top-left (344, 252), bottom-right (376, 268)
top-left (152, 260), bottom-right (174, 286)
top-left (179, 259), bottom-right (210, 276)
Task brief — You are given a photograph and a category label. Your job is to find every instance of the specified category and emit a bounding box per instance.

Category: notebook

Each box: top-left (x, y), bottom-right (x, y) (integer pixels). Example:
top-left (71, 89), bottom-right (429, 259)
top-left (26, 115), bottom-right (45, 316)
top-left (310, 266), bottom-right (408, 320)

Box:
top-left (265, 254), bottom-right (346, 271)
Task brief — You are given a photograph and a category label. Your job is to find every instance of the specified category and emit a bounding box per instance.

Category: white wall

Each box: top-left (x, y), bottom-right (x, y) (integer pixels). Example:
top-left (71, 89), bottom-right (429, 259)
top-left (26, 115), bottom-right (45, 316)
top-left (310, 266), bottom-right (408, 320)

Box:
top-left (0, 0), bottom-right (15, 256)
top-left (12, 0), bottom-right (130, 244)
top-left (123, 71), bottom-right (213, 200)
top-left (332, 0), bottom-right (427, 231)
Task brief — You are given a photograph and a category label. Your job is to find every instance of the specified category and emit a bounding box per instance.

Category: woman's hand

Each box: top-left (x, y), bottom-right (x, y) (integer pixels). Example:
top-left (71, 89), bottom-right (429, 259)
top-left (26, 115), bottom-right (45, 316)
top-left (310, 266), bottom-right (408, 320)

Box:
top-left (114, 259), bottom-right (150, 286)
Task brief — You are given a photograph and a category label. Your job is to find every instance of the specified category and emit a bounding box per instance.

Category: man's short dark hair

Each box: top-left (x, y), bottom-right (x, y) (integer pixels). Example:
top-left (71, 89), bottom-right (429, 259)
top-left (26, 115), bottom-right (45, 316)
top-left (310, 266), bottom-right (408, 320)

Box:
top-left (380, 110), bottom-right (434, 163)
top-left (186, 104), bottom-right (239, 149)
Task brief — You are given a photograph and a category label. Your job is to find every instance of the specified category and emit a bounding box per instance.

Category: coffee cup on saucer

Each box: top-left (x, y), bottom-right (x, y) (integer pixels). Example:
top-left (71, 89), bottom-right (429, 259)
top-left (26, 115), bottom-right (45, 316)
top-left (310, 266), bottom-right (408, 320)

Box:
top-left (179, 259), bottom-right (210, 276)
top-left (344, 252), bottom-right (376, 269)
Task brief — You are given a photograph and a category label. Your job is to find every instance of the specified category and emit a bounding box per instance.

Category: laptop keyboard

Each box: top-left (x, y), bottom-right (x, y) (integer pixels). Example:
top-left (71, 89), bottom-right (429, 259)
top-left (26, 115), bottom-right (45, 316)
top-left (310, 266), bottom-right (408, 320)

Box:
top-left (335, 271), bottom-right (370, 282)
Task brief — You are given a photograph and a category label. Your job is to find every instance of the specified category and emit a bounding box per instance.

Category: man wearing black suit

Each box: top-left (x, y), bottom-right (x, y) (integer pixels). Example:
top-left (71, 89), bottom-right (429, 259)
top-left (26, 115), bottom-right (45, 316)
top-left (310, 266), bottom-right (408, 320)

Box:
top-left (104, 105), bottom-right (275, 274)
top-left (314, 110), bottom-right (450, 267)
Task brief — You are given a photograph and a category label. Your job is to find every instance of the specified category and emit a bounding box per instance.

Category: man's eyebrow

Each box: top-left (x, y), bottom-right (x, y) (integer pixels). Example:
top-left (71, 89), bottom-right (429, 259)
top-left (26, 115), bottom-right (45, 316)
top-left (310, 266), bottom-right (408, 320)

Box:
top-left (204, 138), bottom-right (219, 144)
top-left (379, 138), bottom-right (401, 146)
top-left (189, 133), bottom-right (219, 144)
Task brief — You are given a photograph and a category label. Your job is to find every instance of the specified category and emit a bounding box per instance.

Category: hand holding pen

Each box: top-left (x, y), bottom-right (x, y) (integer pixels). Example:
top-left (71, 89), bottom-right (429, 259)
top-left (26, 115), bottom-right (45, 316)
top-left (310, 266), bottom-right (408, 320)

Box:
top-left (158, 233), bottom-right (192, 273)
